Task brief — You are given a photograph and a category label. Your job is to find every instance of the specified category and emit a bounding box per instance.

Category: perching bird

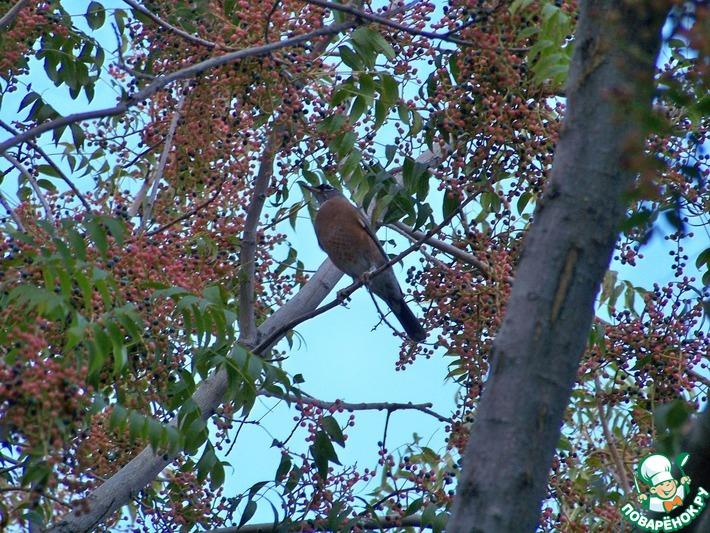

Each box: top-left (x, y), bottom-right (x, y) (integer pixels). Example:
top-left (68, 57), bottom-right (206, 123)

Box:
top-left (301, 183), bottom-right (426, 342)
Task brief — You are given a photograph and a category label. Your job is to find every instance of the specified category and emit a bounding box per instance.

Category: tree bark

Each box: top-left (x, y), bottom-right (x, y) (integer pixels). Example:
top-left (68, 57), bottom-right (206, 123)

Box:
top-left (448, 2), bottom-right (670, 531)
top-left (681, 406), bottom-right (710, 533)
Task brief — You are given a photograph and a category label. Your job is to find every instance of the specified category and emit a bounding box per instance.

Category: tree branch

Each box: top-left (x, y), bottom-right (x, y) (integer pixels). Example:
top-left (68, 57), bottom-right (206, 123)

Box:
top-left (594, 376), bottom-right (630, 495)
top-left (0, 0), bottom-right (29, 30)
top-left (122, 0), bottom-right (229, 50)
top-left (255, 191), bottom-right (478, 352)
top-left (388, 220), bottom-right (499, 281)
top-left (207, 514), bottom-right (424, 532)
top-left (0, 119), bottom-right (92, 211)
top-left (448, 1), bottom-right (670, 531)
top-left (303, 0), bottom-right (474, 46)
top-left (146, 179), bottom-right (225, 236)
top-left (0, 21), bottom-right (355, 154)
top-left (133, 90), bottom-right (187, 231)
top-left (48, 170), bottom-right (473, 530)
top-left (262, 390), bottom-right (452, 423)
top-left (0, 190), bottom-right (26, 232)
top-left (238, 131), bottom-right (280, 345)
top-left (3, 153), bottom-right (53, 222)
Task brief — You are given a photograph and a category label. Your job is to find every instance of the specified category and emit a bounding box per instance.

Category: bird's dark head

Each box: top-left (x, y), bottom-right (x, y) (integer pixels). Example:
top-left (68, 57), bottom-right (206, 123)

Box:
top-left (299, 182), bottom-right (343, 205)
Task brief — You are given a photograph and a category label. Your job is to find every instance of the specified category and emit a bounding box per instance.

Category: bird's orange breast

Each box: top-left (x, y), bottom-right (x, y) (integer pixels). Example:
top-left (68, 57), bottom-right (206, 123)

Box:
top-left (314, 196), bottom-right (381, 278)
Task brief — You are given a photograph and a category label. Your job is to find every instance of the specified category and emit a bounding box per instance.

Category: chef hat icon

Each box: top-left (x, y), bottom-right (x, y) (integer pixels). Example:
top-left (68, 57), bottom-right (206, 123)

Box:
top-left (639, 454), bottom-right (674, 487)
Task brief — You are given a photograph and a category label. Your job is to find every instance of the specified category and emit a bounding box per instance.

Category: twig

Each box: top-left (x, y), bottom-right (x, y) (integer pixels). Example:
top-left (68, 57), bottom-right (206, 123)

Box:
top-left (121, 140), bottom-right (162, 169)
top-left (262, 390), bottom-right (451, 423)
top-left (122, 0), bottom-right (229, 50)
top-left (0, 119), bottom-right (91, 211)
top-left (3, 153), bottom-right (53, 222)
top-left (382, 409), bottom-right (392, 450)
top-left (389, 220), bottom-right (502, 281)
top-left (0, 191), bottom-right (25, 231)
top-left (594, 376), bottom-right (631, 495)
top-left (136, 90), bottom-right (187, 233)
top-left (146, 179), bottom-right (225, 236)
top-left (206, 514), bottom-right (425, 532)
top-left (0, 487), bottom-right (71, 508)
top-left (238, 130), bottom-right (281, 344)
top-left (0, 21), bottom-right (357, 153)
top-left (264, 0), bottom-right (283, 44)
top-left (254, 192), bottom-right (479, 352)
top-left (303, 0), bottom-right (475, 46)
top-left (0, 0), bottom-right (29, 30)
top-left (368, 291), bottom-right (405, 339)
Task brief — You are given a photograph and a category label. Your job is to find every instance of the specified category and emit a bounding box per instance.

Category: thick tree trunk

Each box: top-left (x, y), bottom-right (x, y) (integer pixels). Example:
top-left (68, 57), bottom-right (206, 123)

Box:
top-left (448, 2), bottom-right (670, 532)
top-left (682, 406), bottom-right (710, 533)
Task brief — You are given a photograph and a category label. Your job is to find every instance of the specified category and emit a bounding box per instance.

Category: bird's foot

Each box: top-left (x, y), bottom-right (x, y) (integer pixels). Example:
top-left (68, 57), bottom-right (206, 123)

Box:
top-left (360, 268), bottom-right (378, 285)
top-left (336, 288), bottom-right (351, 303)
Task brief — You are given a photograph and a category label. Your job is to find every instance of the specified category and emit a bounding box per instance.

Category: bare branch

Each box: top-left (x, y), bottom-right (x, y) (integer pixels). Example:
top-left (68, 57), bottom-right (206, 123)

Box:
top-left (303, 0), bottom-right (475, 46)
top-left (238, 131), bottom-right (280, 344)
top-left (0, 21), bottom-right (355, 154)
top-left (594, 376), bottom-right (631, 495)
top-left (136, 90), bottom-right (187, 232)
top-left (122, 0), bottom-right (229, 50)
top-left (207, 514), bottom-right (424, 532)
top-left (0, 190), bottom-right (26, 232)
top-left (0, 119), bottom-right (92, 211)
top-left (388, 221), bottom-right (499, 280)
top-left (0, 0), bottom-right (29, 30)
top-left (3, 153), bottom-right (53, 222)
top-left (262, 390), bottom-right (452, 423)
top-left (146, 179), bottom-right (225, 236)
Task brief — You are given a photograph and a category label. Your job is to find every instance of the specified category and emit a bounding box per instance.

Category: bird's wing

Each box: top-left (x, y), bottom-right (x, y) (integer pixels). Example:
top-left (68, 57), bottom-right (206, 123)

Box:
top-left (355, 209), bottom-right (389, 263)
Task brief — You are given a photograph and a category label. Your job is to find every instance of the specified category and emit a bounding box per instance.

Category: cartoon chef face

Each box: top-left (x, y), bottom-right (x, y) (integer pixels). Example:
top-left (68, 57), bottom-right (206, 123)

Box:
top-left (651, 479), bottom-right (679, 499)
top-left (639, 454), bottom-right (679, 500)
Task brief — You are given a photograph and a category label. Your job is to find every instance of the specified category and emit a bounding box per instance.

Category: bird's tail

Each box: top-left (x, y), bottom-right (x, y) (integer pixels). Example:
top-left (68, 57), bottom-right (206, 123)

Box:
top-left (388, 298), bottom-right (426, 342)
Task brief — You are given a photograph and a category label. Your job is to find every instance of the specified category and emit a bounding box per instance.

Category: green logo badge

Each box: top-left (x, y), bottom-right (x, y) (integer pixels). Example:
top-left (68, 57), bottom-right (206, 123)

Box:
top-left (620, 452), bottom-right (708, 531)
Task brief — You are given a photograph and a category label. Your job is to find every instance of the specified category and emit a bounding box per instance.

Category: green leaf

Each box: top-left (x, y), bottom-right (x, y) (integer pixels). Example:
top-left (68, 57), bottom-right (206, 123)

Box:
top-left (239, 500), bottom-right (257, 527)
top-left (87, 340), bottom-right (105, 381)
top-left (36, 178), bottom-right (58, 193)
top-left (351, 27), bottom-right (395, 61)
top-left (349, 95), bottom-right (367, 123)
top-left (380, 73), bottom-right (398, 105)
top-left (128, 411), bottom-right (147, 440)
top-left (210, 461), bottom-right (225, 490)
top-left (374, 99), bottom-right (389, 129)
top-left (442, 190), bottom-right (460, 219)
top-left (275, 454), bottom-right (291, 481)
top-left (84, 217), bottom-right (108, 256)
top-left (321, 416), bottom-right (345, 447)
top-left (110, 404), bottom-right (128, 429)
top-left (404, 497), bottom-right (423, 516)
top-left (310, 430), bottom-right (340, 480)
top-left (339, 45), bottom-right (363, 70)
top-left (695, 247), bottom-right (710, 269)
top-left (196, 445), bottom-right (217, 481)
top-left (18, 91), bottom-right (40, 112)
top-left (85, 1), bottom-right (106, 29)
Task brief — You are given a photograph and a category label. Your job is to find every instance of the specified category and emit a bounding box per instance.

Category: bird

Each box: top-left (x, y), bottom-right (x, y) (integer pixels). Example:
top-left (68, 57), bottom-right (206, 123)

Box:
top-left (301, 182), bottom-right (426, 342)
